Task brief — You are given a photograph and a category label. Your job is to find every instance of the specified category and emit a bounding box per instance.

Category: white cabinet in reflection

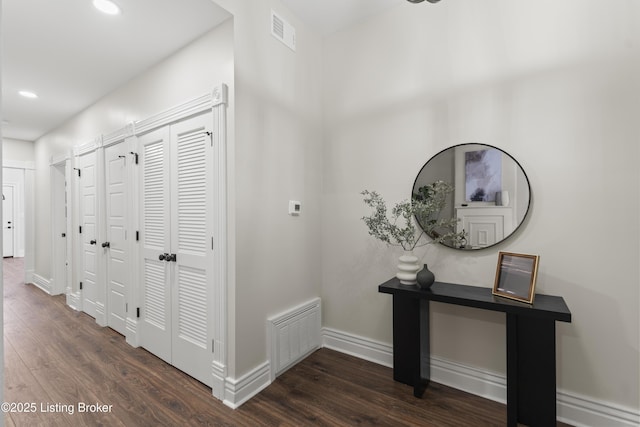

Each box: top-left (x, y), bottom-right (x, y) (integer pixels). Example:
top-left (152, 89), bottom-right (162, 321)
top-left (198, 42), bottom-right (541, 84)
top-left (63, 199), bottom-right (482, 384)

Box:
top-left (456, 206), bottom-right (514, 248)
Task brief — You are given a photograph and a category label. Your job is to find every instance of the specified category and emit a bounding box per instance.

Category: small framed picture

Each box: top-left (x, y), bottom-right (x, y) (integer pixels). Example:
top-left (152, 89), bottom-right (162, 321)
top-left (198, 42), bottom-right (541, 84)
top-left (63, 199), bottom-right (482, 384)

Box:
top-left (492, 252), bottom-right (540, 304)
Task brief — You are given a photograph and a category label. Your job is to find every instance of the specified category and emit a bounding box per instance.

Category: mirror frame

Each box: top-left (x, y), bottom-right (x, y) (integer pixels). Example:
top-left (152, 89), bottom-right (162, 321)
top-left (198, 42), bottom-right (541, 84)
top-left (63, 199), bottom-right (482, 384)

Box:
top-left (412, 143), bottom-right (532, 250)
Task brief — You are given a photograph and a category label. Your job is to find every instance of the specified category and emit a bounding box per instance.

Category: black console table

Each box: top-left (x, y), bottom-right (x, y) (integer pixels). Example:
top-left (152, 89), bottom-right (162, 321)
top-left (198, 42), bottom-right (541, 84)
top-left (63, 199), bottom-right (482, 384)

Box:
top-left (379, 278), bottom-right (571, 427)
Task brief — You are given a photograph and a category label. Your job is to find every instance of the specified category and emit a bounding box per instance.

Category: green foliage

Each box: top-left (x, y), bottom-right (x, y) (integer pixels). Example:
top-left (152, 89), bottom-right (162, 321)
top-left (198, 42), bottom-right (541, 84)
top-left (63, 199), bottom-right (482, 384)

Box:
top-left (361, 181), bottom-right (465, 251)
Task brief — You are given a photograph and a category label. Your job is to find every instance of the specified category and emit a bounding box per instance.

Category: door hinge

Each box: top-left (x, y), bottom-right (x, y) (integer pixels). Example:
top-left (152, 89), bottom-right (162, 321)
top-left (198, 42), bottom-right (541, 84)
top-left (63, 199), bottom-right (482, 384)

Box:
top-left (130, 152), bottom-right (139, 164)
top-left (206, 131), bottom-right (213, 147)
top-left (212, 340), bottom-right (215, 353)
top-left (79, 281), bottom-right (83, 290)
top-left (79, 226), bottom-right (82, 234)
top-left (136, 231), bottom-right (139, 241)
top-left (74, 168), bottom-right (81, 177)
top-left (126, 303), bottom-right (128, 313)
top-left (211, 237), bottom-right (214, 250)
top-left (136, 307), bottom-right (140, 318)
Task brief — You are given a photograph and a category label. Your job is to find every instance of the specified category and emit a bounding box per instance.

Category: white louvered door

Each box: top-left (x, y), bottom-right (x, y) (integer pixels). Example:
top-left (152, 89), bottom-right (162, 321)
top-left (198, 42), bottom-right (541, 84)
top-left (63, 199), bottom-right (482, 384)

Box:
top-left (139, 127), bottom-right (172, 363)
top-left (169, 113), bottom-right (214, 385)
top-left (139, 113), bottom-right (214, 386)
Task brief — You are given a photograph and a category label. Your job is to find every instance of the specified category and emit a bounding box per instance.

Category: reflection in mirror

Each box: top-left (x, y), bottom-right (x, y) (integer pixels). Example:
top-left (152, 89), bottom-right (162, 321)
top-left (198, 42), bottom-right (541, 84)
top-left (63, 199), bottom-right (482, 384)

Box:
top-left (412, 144), bottom-right (531, 250)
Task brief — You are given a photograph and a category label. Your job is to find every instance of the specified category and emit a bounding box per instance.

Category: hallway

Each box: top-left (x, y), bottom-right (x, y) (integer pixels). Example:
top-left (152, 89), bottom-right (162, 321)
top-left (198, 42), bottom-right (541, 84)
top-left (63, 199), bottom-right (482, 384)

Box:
top-left (3, 257), bottom-right (237, 426)
top-left (3, 257), bottom-right (557, 426)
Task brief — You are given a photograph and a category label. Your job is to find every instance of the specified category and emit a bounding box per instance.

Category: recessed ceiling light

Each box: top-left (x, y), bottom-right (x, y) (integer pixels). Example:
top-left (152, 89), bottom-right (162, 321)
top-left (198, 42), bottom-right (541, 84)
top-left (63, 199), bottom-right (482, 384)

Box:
top-left (93, 0), bottom-right (121, 15)
top-left (18, 90), bottom-right (38, 99)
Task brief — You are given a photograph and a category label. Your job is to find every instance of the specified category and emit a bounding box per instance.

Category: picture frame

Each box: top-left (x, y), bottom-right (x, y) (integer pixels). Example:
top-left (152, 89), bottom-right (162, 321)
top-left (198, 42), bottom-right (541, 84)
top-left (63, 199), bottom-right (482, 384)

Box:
top-left (492, 251), bottom-right (540, 304)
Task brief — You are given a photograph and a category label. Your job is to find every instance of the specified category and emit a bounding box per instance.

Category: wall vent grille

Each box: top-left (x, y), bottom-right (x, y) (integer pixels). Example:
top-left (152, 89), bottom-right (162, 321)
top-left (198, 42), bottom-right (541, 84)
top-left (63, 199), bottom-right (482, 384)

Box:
top-left (268, 298), bottom-right (321, 381)
top-left (271, 10), bottom-right (296, 51)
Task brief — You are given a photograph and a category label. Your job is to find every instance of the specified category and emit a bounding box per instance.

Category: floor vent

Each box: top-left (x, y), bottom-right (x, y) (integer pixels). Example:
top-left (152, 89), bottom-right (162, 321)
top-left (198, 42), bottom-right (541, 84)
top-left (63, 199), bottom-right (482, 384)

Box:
top-left (271, 10), bottom-right (296, 51)
top-left (268, 298), bottom-right (321, 381)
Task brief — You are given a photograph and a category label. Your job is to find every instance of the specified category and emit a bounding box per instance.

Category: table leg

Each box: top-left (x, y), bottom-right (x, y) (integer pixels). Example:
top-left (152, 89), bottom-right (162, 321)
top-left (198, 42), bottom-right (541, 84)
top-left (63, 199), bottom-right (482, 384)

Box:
top-left (507, 314), bottom-right (557, 426)
top-left (391, 295), bottom-right (430, 397)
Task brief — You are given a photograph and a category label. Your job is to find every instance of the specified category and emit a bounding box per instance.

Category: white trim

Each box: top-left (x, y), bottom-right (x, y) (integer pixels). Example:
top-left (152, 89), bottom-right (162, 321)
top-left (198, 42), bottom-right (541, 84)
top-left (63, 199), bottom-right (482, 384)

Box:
top-left (3, 160), bottom-right (35, 170)
top-left (222, 362), bottom-right (271, 409)
top-left (321, 327), bottom-right (640, 427)
top-left (211, 83), bottom-right (229, 399)
top-left (73, 136), bottom-right (103, 156)
top-left (50, 152), bottom-right (70, 166)
top-left (66, 290), bottom-right (81, 311)
top-left (102, 123), bottom-right (135, 147)
top-left (322, 327), bottom-right (393, 367)
top-left (133, 93), bottom-right (214, 136)
top-left (557, 391), bottom-right (640, 427)
top-left (31, 274), bottom-right (52, 294)
top-left (125, 317), bottom-right (139, 347)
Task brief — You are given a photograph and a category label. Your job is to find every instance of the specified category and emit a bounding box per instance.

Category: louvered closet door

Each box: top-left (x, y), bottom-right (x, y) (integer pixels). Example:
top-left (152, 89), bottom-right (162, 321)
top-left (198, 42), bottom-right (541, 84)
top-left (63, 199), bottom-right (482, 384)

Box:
top-left (169, 112), bottom-right (214, 387)
top-left (138, 127), bottom-right (172, 363)
top-left (79, 151), bottom-right (98, 318)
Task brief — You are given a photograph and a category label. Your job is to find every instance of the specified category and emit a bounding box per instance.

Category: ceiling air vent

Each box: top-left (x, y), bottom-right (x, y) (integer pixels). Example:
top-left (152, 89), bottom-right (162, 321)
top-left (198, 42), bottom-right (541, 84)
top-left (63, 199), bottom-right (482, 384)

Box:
top-left (271, 10), bottom-right (296, 52)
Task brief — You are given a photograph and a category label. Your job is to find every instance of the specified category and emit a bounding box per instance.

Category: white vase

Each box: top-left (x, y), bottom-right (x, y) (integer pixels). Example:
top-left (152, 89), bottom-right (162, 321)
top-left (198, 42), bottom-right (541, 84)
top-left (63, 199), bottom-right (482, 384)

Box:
top-left (397, 250), bottom-right (421, 285)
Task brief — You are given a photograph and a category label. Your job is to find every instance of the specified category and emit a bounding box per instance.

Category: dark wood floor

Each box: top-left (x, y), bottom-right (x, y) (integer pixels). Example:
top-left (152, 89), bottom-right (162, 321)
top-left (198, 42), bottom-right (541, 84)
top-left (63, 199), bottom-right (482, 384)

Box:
top-left (3, 258), bottom-right (570, 426)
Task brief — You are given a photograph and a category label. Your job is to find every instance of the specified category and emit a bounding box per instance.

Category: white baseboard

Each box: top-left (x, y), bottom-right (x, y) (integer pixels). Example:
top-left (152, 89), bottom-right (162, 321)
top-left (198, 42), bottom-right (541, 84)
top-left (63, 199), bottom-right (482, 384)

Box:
top-left (321, 327), bottom-right (640, 427)
top-left (322, 327), bottom-right (393, 367)
top-left (95, 302), bottom-right (107, 327)
top-left (223, 362), bottom-right (271, 409)
top-left (557, 391), bottom-right (640, 427)
top-left (31, 274), bottom-right (52, 294)
top-left (66, 290), bottom-right (81, 311)
top-left (125, 317), bottom-right (139, 347)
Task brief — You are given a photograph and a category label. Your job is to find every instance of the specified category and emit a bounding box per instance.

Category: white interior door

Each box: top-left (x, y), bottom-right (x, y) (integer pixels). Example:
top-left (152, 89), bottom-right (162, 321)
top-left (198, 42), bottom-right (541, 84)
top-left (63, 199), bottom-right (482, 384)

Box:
top-left (105, 142), bottom-right (129, 335)
top-left (3, 185), bottom-right (15, 257)
top-left (79, 152), bottom-right (98, 318)
top-left (138, 127), bottom-right (172, 363)
top-left (170, 113), bottom-right (214, 386)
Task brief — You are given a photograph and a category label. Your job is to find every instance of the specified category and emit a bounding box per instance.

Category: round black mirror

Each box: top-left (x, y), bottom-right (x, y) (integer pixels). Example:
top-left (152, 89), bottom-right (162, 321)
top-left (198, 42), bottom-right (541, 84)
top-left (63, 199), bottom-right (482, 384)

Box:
top-left (413, 143), bottom-right (531, 250)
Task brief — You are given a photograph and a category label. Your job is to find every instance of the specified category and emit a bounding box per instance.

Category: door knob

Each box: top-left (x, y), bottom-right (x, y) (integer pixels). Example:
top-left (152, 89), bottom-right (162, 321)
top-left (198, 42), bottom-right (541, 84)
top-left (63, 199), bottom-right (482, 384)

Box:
top-left (102, 242), bottom-right (110, 248)
top-left (158, 253), bottom-right (167, 261)
top-left (90, 239), bottom-right (97, 245)
top-left (167, 253), bottom-right (177, 262)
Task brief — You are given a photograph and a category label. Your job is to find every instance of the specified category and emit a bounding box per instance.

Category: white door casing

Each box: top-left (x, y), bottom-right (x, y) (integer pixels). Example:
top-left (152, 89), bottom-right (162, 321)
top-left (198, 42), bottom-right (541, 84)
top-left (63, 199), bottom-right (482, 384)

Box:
top-left (104, 142), bottom-right (129, 336)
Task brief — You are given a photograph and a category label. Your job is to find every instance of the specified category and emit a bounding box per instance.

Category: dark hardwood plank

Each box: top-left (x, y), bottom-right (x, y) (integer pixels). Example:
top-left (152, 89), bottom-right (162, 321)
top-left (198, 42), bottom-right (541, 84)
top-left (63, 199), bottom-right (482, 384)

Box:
top-left (3, 258), bottom-right (573, 426)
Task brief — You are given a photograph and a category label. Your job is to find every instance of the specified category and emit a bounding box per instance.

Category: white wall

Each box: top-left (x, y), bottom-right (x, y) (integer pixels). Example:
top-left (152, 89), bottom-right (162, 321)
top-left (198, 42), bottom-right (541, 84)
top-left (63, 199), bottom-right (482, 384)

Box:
top-left (322, 0), bottom-right (639, 413)
top-left (34, 19), bottom-right (234, 278)
top-left (3, 138), bottom-right (34, 163)
top-left (212, 0), bottom-right (324, 379)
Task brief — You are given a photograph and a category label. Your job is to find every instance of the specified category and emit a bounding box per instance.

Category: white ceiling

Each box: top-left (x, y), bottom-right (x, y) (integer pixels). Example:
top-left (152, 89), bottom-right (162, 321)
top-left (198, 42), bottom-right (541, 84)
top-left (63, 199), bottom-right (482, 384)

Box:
top-left (1, 0), bottom-right (418, 142)
top-left (1, 0), bottom-right (231, 141)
